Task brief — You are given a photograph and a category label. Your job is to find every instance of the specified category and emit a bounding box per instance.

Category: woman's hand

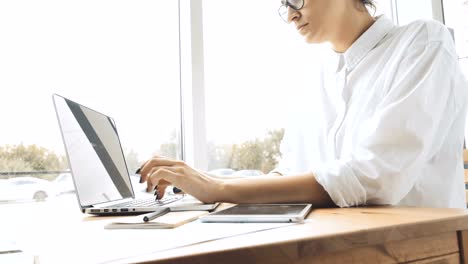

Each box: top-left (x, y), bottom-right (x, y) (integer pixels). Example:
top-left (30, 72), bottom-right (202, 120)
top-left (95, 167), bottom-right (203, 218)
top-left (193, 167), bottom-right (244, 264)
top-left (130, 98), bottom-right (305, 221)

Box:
top-left (139, 157), bottom-right (223, 203)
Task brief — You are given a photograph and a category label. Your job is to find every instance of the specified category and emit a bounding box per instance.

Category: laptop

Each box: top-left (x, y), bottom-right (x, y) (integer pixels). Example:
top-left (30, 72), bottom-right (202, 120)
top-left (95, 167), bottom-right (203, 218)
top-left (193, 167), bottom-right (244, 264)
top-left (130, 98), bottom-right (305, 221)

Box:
top-left (52, 94), bottom-right (218, 216)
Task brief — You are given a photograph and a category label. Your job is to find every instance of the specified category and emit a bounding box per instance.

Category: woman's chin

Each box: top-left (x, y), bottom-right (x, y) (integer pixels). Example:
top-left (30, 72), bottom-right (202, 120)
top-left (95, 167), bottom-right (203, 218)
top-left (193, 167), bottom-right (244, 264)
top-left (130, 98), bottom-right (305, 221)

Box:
top-left (304, 34), bottom-right (320, 44)
top-left (303, 32), bottom-right (326, 45)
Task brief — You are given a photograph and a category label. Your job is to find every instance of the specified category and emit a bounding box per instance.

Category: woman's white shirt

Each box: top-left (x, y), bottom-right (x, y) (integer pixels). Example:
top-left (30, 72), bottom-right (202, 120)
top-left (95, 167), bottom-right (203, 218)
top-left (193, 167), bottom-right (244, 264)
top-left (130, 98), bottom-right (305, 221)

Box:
top-left (275, 16), bottom-right (468, 208)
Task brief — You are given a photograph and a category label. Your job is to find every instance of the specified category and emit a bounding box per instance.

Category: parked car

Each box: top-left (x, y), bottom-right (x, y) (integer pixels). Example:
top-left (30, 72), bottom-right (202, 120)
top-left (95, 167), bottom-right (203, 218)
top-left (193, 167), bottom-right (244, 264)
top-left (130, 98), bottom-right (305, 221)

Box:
top-left (233, 170), bottom-right (264, 177)
top-left (53, 172), bottom-right (75, 195)
top-left (0, 177), bottom-right (56, 202)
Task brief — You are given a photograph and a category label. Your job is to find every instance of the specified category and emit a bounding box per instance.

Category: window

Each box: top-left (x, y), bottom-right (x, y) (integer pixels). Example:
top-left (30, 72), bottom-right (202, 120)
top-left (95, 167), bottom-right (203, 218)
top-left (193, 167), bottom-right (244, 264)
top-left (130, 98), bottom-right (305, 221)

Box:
top-left (0, 0), bottom-right (181, 203)
top-left (394, 0), bottom-right (435, 25)
top-left (201, 0), bottom-right (393, 177)
top-left (443, 0), bottom-right (468, 140)
top-left (443, 0), bottom-right (468, 75)
top-left (201, 0), bottom-right (305, 176)
top-left (374, 0), bottom-right (394, 19)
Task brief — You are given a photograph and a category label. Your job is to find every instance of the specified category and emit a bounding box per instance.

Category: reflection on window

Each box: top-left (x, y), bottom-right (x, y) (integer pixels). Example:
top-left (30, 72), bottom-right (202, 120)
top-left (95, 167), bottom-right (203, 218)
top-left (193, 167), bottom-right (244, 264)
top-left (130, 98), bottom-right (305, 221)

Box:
top-left (0, 0), bottom-right (181, 203)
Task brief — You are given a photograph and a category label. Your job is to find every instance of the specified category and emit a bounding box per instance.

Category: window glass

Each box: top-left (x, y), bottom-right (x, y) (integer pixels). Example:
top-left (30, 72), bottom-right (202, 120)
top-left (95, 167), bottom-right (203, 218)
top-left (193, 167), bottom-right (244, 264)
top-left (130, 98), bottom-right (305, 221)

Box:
top-left (202, 0), bottom-right (392, 177)
top-left (443, 0), bottom-right (468, 140)
top-left (395, 0), bottom-right (434, 25)
top-left (0, 0), bottom-right (181, 203)
top-left (444, 0), bottom-right (468, 69)
top-left (374, 0), bottom-right (394, 19)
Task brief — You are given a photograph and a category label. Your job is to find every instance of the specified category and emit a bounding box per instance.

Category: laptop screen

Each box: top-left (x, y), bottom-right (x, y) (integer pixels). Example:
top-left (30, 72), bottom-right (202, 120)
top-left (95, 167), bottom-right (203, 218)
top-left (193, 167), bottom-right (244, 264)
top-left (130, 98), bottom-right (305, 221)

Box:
top-left (53, 94), bottom-right (134, 207)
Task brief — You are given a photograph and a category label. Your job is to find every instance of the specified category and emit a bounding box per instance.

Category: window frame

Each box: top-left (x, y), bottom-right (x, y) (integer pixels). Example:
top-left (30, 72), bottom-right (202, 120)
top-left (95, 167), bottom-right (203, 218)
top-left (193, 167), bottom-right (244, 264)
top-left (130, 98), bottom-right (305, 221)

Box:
top-left (180, 0), bottom-right (208, 170)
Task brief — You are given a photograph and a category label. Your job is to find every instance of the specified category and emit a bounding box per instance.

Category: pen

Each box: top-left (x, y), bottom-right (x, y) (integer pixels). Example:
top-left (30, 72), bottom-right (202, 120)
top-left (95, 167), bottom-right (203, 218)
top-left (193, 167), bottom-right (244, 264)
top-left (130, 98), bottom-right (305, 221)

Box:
top-left (142, 207), bottom-right (170, 222)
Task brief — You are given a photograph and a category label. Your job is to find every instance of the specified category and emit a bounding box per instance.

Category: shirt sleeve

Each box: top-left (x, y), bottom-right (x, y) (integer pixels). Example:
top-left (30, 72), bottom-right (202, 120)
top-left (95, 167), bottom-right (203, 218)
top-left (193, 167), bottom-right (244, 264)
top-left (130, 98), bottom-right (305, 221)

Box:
top-left (314, 40), bottom-right (466, 207)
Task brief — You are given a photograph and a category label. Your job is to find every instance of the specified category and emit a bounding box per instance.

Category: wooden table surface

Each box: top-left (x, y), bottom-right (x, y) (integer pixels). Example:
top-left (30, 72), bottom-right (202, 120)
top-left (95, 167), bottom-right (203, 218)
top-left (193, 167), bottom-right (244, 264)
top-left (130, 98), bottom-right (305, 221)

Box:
top-left (123, 206), bottom-right (468, 264)
top-left (2, 196), bottom-right (468, 264)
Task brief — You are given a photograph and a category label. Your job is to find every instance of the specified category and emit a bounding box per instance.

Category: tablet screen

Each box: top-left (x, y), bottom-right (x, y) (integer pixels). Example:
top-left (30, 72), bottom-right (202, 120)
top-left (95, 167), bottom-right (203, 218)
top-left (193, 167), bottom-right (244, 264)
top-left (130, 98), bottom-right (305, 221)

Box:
top-left (212, 204), bottom-right (308, 215)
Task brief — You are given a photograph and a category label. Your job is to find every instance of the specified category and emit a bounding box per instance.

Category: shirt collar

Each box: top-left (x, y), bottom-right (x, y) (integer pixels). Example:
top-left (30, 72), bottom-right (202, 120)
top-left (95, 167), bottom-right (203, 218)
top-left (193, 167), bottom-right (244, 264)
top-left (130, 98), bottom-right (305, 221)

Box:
top-left (341, 15), bottom-right (395, 72)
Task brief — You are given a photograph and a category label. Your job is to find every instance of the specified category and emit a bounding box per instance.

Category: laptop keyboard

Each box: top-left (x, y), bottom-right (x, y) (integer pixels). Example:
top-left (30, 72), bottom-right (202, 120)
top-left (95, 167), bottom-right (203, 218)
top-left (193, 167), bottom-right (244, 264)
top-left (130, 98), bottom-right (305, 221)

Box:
top-left (113, 196), bottom-right (181, 208)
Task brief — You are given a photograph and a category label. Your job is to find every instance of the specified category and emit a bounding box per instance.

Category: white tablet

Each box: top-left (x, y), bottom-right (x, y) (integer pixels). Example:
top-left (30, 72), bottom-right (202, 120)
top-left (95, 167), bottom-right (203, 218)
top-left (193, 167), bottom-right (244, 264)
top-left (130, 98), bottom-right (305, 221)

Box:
top-left (199, 204), bottom-right (312, 223)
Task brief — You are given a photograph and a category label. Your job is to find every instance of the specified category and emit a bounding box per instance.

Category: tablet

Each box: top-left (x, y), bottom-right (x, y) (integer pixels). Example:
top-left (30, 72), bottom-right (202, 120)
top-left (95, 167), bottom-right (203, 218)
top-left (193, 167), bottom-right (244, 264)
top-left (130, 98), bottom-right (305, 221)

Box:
top-left (199, 204), bottom-right (312, 223)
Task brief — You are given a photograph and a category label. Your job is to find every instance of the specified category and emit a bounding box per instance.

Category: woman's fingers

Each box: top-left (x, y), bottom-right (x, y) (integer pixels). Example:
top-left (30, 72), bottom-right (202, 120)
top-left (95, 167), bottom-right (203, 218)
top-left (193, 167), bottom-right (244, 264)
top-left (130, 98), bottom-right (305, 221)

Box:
top-left (136, 155), bottom-right (165, 174)
top-left (138, 157), bottom-right (190, 199)
top-left (154, 184), bottom-right (169, 200)
top-left (146, 167), bottom-right (179, 193)
top-left (140, 158), bottom-right (183, 183)
top-left (145, 177), bottom-right (171, 192)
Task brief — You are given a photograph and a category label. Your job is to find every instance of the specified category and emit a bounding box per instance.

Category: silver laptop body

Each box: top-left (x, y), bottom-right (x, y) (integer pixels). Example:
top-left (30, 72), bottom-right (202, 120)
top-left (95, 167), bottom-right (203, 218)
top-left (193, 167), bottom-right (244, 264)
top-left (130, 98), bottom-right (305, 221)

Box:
top-left (52, 94), bottom-right (217, 215)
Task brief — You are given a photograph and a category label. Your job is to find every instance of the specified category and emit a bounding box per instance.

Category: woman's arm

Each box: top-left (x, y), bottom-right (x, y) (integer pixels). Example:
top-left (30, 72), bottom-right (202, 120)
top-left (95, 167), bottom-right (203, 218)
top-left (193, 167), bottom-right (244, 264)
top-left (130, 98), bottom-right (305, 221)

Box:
top-left (218, 173), bottom-right (335, 207)
top-left (207, 172), bottom-right (283, 180)
top-left (140, 157), bottom-right (335, 207)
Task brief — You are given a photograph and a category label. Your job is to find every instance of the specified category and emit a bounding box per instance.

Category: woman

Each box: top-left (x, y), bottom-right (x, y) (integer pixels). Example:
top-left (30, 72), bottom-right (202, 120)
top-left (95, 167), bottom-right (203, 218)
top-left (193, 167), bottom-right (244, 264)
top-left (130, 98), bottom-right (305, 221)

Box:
top-left (139, 0), bottom-right (468, 208)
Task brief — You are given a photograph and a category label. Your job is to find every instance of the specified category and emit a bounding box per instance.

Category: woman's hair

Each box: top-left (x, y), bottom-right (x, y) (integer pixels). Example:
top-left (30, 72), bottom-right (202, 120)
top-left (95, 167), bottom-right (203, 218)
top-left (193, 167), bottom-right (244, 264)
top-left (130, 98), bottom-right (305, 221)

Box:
top-left (361, 0), bottom-right (376, 10)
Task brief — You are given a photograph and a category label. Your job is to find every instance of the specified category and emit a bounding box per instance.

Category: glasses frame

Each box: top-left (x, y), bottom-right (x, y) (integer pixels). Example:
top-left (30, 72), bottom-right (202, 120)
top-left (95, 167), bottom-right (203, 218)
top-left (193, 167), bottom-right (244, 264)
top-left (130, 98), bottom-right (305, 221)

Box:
top-left (278, 0), bottom-right (305, 23)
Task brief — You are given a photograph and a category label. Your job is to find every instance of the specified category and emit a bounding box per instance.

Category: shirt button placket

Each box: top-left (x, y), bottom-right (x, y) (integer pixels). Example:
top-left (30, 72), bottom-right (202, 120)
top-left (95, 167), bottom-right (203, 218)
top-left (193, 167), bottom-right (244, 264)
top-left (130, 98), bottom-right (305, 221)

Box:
top-left (330, 71), bottom-right (347, 159)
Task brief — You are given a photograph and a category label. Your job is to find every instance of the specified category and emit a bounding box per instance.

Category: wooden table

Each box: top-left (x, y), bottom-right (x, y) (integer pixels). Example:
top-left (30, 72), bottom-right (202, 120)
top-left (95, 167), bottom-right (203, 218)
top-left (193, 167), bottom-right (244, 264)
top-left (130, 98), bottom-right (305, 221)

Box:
top-left (2, 196), bottom-right (468, 264)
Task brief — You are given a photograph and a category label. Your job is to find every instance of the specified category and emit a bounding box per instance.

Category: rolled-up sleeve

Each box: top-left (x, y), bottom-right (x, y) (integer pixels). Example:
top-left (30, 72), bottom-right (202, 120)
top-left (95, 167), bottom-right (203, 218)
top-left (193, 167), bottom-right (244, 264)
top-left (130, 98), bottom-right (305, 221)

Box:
top-left (315, 41), bottom-right (464, 207)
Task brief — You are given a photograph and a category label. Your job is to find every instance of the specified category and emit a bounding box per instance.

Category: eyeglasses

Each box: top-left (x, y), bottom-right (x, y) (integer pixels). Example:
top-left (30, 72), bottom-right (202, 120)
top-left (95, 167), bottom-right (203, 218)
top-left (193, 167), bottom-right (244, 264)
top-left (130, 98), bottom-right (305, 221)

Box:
top-left (278, 0), bottom-right (304, 23)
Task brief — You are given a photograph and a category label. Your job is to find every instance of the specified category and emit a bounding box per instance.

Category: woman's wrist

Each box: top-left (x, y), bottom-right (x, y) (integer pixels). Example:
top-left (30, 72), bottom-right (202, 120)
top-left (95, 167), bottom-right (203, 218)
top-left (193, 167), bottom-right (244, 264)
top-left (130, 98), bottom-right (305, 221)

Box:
top-left (212, 178), bottom-right (234, 203)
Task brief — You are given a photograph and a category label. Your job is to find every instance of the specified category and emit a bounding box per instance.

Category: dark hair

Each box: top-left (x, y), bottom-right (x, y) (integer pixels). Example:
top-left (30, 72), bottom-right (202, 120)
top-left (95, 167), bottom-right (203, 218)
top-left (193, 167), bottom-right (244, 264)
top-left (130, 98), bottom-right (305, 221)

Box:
top-left (361, 0), bottom-right (376, 10)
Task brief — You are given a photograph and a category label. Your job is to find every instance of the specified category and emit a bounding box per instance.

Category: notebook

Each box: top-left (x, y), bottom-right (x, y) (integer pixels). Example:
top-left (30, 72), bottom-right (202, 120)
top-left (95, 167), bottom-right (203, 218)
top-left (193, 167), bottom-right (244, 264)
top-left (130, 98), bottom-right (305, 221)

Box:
top-left (52, 94), bottom-right (218, 216)
top-left (105, 211), bottom-right (209, 229)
